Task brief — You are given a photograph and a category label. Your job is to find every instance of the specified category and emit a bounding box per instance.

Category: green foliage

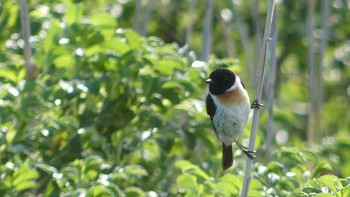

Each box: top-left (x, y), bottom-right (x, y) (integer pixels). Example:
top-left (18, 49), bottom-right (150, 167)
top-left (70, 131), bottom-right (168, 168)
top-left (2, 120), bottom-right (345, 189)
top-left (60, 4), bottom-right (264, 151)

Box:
top-left (1, 0), bottom-right (350, 196)
top-left (302, 175), bottom-right (350, 197)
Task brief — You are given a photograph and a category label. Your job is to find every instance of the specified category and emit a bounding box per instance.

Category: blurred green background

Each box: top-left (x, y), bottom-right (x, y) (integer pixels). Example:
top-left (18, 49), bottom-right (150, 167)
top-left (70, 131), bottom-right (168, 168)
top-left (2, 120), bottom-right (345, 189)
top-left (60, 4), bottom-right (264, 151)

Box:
top-left (0, 0), bottom-right (349, 196)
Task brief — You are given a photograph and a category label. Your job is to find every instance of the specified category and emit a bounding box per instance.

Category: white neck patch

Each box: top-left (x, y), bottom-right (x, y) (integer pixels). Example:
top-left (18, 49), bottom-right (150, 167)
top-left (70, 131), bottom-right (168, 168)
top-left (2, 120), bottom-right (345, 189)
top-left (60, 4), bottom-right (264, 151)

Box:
top-left (225, 76), bottom-right (241, 93)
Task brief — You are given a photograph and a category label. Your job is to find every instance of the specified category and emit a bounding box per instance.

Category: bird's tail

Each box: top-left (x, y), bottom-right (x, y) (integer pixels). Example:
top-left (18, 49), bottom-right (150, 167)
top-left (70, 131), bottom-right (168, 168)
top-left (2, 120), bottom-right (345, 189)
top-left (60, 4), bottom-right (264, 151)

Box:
top-left (222, 144), bottom-right (233, 171)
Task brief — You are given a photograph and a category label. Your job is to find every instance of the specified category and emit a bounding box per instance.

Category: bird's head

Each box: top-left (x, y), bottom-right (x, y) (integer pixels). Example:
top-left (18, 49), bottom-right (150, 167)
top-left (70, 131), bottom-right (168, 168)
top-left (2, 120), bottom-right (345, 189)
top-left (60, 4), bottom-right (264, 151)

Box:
top-left (206, 68), bottom-right (236, 95)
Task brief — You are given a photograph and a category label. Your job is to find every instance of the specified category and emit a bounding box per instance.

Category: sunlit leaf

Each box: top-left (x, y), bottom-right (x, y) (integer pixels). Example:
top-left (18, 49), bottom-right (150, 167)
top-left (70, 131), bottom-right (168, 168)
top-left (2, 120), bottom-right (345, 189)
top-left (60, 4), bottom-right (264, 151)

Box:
top-left (176, 174), bottom-right (197, 191)
top-left (125, 187), bottom-right (144, 197)
top-left (123, 165), bottom-right (148, 177)
top-left (13, 166), bottom-right (39, 192)
top-left (124, 29), bottom-right (142, 49)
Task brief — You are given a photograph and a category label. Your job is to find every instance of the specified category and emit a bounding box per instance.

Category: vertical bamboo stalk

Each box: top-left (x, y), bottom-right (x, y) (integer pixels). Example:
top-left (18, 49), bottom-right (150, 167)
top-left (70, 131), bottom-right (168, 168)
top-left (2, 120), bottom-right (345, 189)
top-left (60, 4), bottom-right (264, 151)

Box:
top-left (220, 9), bottom-right (235, 58)
top-left (307, 0), bottom-right (316, 148)
top-left (200, 0), bottom-right (213, 62)
top-left (252, 0), bottom-right (262, 72)
top-left (20, 0), bottom-right (37, 80)
top-left (133, 0), bottom-right (142, 33)
top-left (240, 1), bottom-right (276, 196)
top-left (230, 1), bottom-right (253, 83)
top-left (186, 0), bottom-right (196, 46)
top-left (317, 0), bottom-right (330, 138)
top-left (141, 0), bottom-right (154, 37)
top-left (265, 8), bottom-right (278, 164)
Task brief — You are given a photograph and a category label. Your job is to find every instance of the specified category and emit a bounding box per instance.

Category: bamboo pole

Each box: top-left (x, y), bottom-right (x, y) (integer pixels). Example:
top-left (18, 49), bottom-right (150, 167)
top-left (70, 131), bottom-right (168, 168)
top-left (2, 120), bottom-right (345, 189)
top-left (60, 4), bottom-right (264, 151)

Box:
top-left (186, 0), bottom-right (196, 46)
top-left (133, 0), bottom-right (142, 33)
top-left (200, 0), bottom-right (213, 62)
top-left (317, 0), bottom-right (330, 138)
top-left (20, 0), bottom-right (37, 80)
top-left (265, 8), bottom-right (278, 164)
top-left (220, 9), bottom-right (235, 58)
top-left (230, 1), bottom-right (253, 83)
top-left (240, 0), bottom-right (276, 196)
top-left (307, 0), bottom-right (316, 148)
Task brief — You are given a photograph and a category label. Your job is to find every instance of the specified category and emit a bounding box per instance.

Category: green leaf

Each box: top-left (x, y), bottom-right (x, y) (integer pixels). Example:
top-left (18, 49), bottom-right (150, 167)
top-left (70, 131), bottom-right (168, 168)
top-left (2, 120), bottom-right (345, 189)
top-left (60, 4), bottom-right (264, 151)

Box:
top-left (87, 184), bottom-right (120, 197)
top-left (82, 155), bottom-right (103, 180)
top-left (175, 160), bottom-right (209, 180)
top-left (124, 29), bottom-right (142, 49)
top-left (13, 166), bottom-right (39, 192)
top-left (314, 194), bottom-right (336, 197)
top-left (123, 165), bottom-right (148, 177)
top-left (0, 69), bottom-right (18, 83)
top-left (317, 175), bottom-right (341, 194)
top-left (217, 174), bottom-right (240, 195)
top-left (311, 161), bottom-right (332, 178)
top-left (176, 174), bottom-right (198, 191)
top-left (301, 186), bottom-right (322, 195)
top-left (53, 54), bottom-right (74, 68)
top-left (125, 187), bottom-right (144, 197)
top-left (65, 1), bottom-right (83, 26)
top-left (90, 13), bottom-right (117, 28)
top-left (154, 59), bottom-right (181, 76)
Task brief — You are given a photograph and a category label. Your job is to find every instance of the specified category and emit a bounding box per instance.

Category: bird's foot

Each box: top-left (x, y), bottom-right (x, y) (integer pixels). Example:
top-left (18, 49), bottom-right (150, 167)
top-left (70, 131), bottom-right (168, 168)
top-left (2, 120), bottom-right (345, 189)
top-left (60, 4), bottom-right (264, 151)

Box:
top-left (251, 100), bottom-right (264, 109)
top-left (243, 149), bottom-right (256, 160)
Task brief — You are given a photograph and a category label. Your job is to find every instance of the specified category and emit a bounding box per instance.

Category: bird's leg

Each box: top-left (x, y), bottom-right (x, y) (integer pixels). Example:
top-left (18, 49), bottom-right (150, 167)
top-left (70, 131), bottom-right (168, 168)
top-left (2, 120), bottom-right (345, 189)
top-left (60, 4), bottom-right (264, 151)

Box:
top-left (251, 100), bottom-right (264, 109)
top-left (234, 139), bottom-right (256, 159)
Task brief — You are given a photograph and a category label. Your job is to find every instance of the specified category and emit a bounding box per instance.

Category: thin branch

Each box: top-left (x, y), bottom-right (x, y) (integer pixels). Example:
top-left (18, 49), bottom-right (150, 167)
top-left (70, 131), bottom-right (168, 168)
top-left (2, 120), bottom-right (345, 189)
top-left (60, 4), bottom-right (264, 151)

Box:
top-left (240, 0), bottom-right (276, 196)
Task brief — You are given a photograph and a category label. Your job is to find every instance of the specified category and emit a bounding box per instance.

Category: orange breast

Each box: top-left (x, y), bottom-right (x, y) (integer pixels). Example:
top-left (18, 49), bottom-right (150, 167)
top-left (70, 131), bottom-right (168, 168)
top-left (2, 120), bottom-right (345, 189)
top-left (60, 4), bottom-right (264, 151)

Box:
top-left (216, 88), bottom-right (248, 106)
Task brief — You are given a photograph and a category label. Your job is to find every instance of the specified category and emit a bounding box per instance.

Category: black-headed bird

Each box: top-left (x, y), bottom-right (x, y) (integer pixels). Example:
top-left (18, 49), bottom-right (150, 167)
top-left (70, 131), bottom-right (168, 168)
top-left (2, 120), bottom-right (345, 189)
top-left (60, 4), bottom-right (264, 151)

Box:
top-left (206, 68), bottom-right (255, 171)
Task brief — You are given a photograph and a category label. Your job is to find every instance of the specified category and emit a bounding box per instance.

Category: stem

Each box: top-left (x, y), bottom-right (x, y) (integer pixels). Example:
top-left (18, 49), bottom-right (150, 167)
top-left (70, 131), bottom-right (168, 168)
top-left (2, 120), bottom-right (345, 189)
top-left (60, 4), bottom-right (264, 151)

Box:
top-left (240, 0), bottom-right (276, 196)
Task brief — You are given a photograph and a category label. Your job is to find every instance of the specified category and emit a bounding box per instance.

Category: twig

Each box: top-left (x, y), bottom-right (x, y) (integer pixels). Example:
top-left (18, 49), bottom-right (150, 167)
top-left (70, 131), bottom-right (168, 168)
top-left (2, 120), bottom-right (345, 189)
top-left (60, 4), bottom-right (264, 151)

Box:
top-left (240, 0), bottom-right (276, 196)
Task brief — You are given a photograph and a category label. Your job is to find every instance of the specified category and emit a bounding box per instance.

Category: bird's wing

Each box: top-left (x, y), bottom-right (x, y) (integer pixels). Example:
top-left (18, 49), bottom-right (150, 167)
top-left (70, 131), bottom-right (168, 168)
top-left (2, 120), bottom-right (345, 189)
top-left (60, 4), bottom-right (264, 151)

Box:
top-left (206, 94), bottom-right (221, 143)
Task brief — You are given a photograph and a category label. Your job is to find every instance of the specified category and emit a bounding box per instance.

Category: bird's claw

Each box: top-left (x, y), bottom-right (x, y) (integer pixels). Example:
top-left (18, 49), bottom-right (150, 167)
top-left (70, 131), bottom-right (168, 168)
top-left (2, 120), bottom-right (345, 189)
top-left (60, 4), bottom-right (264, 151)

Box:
top-left (251, 100), bottom-right (264, 109)
top-left (244, 149), bottom-right (256, 160)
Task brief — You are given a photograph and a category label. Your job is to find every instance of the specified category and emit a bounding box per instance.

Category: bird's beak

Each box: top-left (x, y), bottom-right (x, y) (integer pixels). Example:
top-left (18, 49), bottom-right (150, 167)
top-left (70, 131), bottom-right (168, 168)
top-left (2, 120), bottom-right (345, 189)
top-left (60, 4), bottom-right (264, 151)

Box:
top-left (206, 79), bottom-right (215, 84)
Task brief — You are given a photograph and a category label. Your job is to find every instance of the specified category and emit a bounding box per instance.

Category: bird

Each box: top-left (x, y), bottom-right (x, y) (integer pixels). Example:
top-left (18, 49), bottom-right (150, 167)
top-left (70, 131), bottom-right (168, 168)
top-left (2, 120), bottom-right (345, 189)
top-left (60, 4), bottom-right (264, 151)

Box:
top-left (205, 68), bottom-right (255, 171)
